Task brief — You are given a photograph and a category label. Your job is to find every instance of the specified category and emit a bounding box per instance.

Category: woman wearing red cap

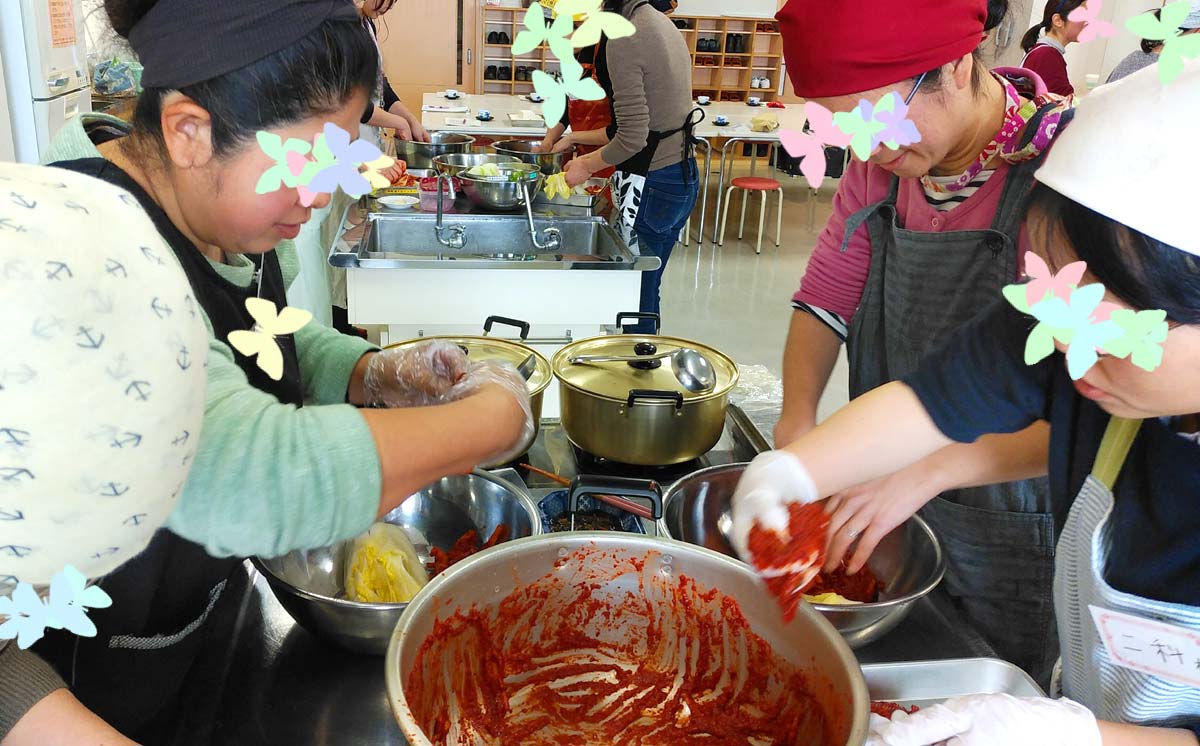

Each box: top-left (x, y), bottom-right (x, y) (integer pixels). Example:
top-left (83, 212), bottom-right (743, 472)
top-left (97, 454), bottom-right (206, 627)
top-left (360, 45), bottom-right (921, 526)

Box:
top-left (772, 0), bottom-right (1073, 686)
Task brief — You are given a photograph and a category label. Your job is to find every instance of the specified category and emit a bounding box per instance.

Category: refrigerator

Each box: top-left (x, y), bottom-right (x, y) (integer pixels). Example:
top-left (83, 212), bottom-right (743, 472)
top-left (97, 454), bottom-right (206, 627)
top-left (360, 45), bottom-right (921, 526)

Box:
top-left (0, 0), bottom-right (91, 164)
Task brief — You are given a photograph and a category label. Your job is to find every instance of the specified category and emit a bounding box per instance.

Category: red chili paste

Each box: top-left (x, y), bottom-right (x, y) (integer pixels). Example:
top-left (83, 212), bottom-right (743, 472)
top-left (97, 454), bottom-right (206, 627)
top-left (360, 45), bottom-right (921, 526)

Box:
top-left (870, 701), bottom-right (919, 718)
top-left (405, 547), bottom-right (838, 745)
top-left (807, 565), bottom-right (882, 604)
top-left (747, 502), bottom-right (830, 621)
top-left (429, 524), bottom-right (510, 576)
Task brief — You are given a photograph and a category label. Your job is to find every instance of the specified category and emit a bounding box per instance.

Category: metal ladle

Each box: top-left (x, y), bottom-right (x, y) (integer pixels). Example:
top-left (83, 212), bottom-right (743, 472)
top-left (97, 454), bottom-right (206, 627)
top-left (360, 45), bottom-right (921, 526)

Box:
top-left (569, 347), bottom-right (716, 393)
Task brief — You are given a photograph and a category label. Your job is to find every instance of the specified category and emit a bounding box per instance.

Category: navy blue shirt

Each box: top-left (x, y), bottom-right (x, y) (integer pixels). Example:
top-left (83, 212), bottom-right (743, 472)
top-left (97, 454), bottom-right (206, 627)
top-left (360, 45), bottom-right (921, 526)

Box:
top-left (906, 300), bottom-right (1200, 734)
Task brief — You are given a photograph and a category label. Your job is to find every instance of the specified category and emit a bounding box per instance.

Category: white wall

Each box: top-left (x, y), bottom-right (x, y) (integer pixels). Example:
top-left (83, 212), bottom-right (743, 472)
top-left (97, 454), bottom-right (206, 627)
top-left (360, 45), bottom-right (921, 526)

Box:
top-left (1025, 0), bottom-right (1159, 94)
top-left (675, 0), bottom-right (777, 17)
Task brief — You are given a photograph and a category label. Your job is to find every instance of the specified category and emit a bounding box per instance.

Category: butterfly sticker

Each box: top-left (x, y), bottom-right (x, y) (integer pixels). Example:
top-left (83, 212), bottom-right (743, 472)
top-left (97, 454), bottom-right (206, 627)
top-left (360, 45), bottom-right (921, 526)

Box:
top-left (1021, 253), bottom-right (1087, 307)
top-left (0, 566), bottom-right (112, 649)
top-left (227, 298), bottom-right (313, 381)
top-left (1125, 0), bottom-right (1200, 84)
top-left (1069, 0), bottom-right (1117, 43)
top-left (514, 3), bottom-right (575, 65)
top-left (306, 123), bottom-right (389, 198)
top-left (833, 99), bottom-right (889, 160)
top-left (554, 0), bottom-right (637, 47)
top-left (870, 92), bottom-right (922, 151)
top-left (286, 151), bottom-right (320, 207)
top-left (778, 102), bottom-right (854, 189)
top-left (255, 132), bottom-right (318, 195)
top-left (361, 154), bottom-right (398, 192)
top-left (1105, 309), bottom-right (1169, 372)
top-left (533, 59), bottom-right (605, 126)
top-left (1027, 284), bottom-right (1124, 379)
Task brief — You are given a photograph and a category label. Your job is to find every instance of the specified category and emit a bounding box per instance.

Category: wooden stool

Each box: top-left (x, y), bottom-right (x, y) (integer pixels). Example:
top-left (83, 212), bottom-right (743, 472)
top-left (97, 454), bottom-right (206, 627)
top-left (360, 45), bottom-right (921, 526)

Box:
top-left (718, 176), bottom-right (783, 255)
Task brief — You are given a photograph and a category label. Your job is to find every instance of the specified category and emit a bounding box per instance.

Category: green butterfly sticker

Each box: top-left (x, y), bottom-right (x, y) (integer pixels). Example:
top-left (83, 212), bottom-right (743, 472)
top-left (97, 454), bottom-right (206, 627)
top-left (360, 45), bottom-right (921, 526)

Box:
top-left (554, 0), bottom-right (636, 47)
top-left (832, 100), bottom-right (888, 160)
top-left (1125, 0), bottom-right (1200, 84)
top-left (1104, 309), bottom-right (1169, 372)
top-left (514, 3), bottom-right (575, 64)
top-left (533, 58), bottom-right (605, 126)
top-left (255, 132), bottom-right (318, 195)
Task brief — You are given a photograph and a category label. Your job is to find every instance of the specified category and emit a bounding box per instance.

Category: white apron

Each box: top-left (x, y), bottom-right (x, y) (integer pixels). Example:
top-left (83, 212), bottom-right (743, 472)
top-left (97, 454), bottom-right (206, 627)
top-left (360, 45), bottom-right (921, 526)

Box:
top-left (1053, 416), bottom-right (1200, 728)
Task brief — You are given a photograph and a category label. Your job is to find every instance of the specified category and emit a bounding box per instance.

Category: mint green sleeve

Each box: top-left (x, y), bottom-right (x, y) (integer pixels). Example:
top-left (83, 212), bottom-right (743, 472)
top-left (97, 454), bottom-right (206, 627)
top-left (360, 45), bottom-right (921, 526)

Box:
top-left (293, 320), bottom-right (377, 405)
top-left (166, 331), bottom-right (381, 558)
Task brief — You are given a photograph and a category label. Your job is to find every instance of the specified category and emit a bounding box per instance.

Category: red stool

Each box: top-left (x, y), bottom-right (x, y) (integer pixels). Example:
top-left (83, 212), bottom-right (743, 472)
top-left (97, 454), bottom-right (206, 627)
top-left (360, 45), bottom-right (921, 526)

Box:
top-left (718, 176), bottom-right (783, 254)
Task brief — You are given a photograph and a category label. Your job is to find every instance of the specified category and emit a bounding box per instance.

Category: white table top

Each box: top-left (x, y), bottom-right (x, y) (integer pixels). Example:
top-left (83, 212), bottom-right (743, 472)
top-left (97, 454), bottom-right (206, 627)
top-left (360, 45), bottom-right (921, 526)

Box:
top-left (422, 92), bottom-right (549, 137)
top-left (422, 92), bottom-right (808, 142)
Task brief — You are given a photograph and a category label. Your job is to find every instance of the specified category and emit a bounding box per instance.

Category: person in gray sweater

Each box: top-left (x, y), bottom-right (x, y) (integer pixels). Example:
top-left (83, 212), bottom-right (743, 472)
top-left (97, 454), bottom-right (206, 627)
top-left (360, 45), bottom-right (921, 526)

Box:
top-left (1107, 2), bottom-right (1200, 84)
top-left (564, 0), bottom-right (700, 334)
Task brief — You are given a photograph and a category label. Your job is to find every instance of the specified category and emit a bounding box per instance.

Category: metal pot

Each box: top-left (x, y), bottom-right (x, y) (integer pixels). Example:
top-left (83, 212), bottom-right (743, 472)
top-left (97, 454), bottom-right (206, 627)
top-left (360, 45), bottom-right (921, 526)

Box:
top-left (551, 313), bottom-right (739, 465)
top-left (386, 316), bottom-right (551, 468)
top-left (252, 469), bottom-right (541, 655)
top-left (394, 132), bottom-right (476, 170)
top-left (659, 463), bottom-right (947, 648)
top-left (384, 533), bottom-right (869, 745)
top-left (432, 152), bottom-right (520, 178)
top-left (457, 162), bottom-right (544, 211)
top-left (490, 138), bottom-right (574, 175)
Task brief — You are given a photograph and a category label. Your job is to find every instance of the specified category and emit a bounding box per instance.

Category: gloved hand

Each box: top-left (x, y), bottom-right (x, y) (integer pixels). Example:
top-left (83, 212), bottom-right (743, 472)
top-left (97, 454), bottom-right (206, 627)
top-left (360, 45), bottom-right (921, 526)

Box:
top-left (361, 340), bottom-right (470, 408)
top-left (729, 449), bottom-right (819, 566)
top-left (447, 360), bottom-right (535, 465)
top-left (867, 694), bottom-right (1101, 746)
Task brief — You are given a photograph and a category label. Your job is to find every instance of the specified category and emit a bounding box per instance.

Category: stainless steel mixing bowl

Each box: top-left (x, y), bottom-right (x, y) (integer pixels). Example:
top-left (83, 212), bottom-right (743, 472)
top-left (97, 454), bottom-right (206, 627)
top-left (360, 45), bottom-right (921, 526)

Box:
top-left (490, 138), bottom-right (574, 174)
top-left (385, 533), bottom-right (869, 746)
top-left (252, 470), bottom-right (542, 655)
top-left (458, 162), bottom-right (544, 211)
top-left (432, 152), bottom-right (520, 177)
top-left (394, 132), bottom-right (476, 170)
top-left (658, 463), bottom-right (946, 648)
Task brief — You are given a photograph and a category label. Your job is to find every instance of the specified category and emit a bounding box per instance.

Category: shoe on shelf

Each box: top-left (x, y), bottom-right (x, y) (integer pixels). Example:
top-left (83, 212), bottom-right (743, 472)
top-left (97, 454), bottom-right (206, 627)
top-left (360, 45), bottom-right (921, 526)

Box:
top-left (487, 31), bottom-right (499, 44)
top-left (500, 66), bottom-right (512, 80)
top-left (485, 65), bottom-right (497, 80)
top-left (750, 77), bottom-right (760, 88)
top-left (498, 31), bottom-right (511, 45)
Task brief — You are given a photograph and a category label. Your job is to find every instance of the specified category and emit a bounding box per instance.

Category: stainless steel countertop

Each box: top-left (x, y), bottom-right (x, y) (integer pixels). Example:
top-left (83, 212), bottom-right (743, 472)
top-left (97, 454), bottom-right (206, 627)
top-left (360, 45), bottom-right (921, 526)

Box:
top-left (169, 414), bottom-right (995, 745)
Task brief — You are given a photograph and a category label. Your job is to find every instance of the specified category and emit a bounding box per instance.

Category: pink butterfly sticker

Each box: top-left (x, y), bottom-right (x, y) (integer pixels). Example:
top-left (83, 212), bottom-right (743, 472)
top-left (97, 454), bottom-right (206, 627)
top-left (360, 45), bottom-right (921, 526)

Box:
top-left (286, 150), bottom-right (320, 207)
top-left (778, 102), bottom-right (854, 189)
top-left (1022, 253), bottom-right (1087, 307)
top-left (1069, 0), bottom-right (1117, 43)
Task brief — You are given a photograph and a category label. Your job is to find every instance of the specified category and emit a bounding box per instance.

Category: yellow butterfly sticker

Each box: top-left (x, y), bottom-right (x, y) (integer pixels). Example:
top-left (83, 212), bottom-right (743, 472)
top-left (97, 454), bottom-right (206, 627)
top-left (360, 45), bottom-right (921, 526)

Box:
top-left (227, 298), bottom-right (312, 381)
top-left (554, 0), bottom-right (636, 47)
top-left (361, 154), bottom-right (397, 192)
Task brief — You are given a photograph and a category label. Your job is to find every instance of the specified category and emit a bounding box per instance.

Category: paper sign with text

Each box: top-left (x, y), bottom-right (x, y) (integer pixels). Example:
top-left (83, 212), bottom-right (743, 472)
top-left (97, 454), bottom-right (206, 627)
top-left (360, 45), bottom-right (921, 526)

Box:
top-left (1090, 605), bottom-right (1200, 688)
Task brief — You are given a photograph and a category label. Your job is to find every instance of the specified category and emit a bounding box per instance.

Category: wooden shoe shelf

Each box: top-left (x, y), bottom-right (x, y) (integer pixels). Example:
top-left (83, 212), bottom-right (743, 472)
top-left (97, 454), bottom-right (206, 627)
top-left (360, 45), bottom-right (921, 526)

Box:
top-left (479, 5), bottom-right (562, 94)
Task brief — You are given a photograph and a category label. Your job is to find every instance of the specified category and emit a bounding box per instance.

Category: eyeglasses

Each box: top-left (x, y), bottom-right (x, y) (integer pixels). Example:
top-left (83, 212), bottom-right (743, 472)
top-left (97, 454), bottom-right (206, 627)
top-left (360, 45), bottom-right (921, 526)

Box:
top-left (904, 71), bottom-right (928, 106)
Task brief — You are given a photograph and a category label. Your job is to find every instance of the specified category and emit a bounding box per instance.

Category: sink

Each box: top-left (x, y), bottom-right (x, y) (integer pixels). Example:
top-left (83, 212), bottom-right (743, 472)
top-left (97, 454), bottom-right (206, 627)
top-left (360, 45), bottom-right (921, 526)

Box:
top-left (329, 213), bottom-right (659, 271)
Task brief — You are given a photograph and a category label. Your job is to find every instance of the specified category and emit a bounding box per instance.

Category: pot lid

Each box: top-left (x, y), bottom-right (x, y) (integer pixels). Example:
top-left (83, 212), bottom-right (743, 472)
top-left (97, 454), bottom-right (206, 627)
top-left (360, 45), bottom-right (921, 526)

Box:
top-left (385, 336), bottom-right (552, 395)
top-left (552, 334), bottom-right (739, 402)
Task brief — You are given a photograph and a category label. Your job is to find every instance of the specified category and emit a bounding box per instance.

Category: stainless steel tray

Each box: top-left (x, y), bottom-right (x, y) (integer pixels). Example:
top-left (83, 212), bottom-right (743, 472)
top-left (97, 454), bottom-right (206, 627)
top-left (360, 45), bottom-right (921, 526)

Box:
top-left (863, 658), bottom-right (1044, 709)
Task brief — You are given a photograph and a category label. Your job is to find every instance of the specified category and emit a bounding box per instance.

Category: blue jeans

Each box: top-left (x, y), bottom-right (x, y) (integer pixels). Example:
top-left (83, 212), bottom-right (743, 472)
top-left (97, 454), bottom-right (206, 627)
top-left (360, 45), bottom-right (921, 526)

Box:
top-left (631, 158), bottom-right (699, 333)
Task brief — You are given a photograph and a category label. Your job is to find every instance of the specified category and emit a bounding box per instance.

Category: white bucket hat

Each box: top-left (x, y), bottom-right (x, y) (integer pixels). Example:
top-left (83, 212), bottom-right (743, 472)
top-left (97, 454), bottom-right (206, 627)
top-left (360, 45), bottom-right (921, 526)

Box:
top-left (1035, 58), bottom-right (1199, 257)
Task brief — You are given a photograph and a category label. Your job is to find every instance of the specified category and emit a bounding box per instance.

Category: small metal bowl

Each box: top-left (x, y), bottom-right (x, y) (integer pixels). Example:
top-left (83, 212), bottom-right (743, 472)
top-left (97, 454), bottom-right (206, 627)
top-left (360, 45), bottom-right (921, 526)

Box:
top-left (491, 139), bottom-right (574, 175)
top-left (252, 470), bottom-right (543, 655)
top-left (393, 132), bottom-right (476, 170)
top-left (458, 162), bottom-right (544, 211)
top-left (432, 152), bottom-right (520, 178)
top-left (658, 463), bottom-right (946, 648)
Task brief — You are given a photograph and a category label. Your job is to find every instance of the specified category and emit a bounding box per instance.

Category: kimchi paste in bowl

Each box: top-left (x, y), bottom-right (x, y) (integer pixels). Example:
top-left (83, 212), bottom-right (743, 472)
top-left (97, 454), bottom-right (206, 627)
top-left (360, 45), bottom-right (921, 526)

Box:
top-left (384, 533), bottom-right (869, 746)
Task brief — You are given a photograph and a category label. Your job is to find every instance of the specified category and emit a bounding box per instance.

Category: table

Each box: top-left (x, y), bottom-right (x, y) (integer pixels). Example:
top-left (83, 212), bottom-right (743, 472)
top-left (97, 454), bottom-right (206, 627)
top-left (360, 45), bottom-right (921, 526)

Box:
top-left (692, 101), bottom-right (808, 244)
top-left (421, 91), bottom-right (548, 138)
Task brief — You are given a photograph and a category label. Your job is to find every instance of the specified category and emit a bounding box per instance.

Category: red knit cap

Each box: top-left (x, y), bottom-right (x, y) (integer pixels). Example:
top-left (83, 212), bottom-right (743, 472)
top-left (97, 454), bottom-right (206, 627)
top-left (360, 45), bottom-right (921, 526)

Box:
top-left (777, 0), bottom-right (988, 98)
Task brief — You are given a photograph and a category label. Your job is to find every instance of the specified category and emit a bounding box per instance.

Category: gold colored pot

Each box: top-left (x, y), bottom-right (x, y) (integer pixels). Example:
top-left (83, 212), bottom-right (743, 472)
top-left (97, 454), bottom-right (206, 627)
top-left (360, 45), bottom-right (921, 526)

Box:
top-left (386, 329), bottom-right (551, 467)
top-left (552, 334), bottom-right (738, 466)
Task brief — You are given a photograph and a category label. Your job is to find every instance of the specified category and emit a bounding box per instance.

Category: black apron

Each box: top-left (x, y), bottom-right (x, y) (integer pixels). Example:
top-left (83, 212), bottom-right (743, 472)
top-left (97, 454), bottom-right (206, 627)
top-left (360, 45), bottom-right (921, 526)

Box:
top-left (840, 105), bottom-right (1075, 688)
top-left (35, 158), bottom-right (304, 739)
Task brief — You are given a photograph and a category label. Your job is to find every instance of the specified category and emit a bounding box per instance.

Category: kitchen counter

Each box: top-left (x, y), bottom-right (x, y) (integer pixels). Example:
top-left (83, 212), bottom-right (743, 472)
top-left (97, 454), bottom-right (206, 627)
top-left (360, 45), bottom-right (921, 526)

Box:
top-left (170, 414), bottom-right (995, 745)
top-left (421, 92), bottom-right (549, 137)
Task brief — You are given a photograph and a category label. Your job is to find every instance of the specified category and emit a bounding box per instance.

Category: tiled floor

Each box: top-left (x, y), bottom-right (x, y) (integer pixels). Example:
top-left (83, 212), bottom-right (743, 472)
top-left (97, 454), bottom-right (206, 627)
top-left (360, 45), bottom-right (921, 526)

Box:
top-left (658, 161), bottom-right (851, 423)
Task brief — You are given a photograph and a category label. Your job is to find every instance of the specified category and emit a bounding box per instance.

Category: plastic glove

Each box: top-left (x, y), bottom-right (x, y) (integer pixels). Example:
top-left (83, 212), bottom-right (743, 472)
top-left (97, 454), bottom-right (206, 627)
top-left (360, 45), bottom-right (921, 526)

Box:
top-left (447, 360), bottom-right (535, 465)
top-left (868, 694), bottom-right (1101, 746)
top-left (729, 449), bottom-right (819, 564)
top-left (361, 340), bottom-right (470, 408)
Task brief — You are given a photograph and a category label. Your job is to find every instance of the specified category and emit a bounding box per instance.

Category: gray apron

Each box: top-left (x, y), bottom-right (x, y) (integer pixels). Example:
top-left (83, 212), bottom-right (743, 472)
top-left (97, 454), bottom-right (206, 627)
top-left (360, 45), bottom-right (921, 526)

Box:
top-left (840, 104), bottom-right (1069, 688)
top-left (1054, 417), bottom-right (1200, 726)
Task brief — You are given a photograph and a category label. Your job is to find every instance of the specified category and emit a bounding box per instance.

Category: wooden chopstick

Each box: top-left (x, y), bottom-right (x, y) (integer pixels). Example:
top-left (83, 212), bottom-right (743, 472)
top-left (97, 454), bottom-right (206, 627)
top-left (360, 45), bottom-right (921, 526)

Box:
top-left (519, 463), bottom-right (656, 521)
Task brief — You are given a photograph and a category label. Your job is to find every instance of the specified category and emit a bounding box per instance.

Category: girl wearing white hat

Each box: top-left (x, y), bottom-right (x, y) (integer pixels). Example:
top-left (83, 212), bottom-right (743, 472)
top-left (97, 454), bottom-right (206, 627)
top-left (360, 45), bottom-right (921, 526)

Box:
top-left (732, 60), bottom-right (1200, 744)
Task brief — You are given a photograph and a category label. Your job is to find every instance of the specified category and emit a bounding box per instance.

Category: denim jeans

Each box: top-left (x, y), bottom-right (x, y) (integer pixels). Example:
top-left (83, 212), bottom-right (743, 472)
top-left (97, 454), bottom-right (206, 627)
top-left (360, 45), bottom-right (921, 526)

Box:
top-left (630, 158), bottom-right (699, 333)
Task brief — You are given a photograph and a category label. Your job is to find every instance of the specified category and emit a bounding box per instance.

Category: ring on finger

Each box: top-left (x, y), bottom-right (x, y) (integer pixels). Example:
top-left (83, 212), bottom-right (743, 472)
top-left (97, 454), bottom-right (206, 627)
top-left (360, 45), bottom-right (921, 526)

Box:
top-left (845, 527), bottom-right (862, 539)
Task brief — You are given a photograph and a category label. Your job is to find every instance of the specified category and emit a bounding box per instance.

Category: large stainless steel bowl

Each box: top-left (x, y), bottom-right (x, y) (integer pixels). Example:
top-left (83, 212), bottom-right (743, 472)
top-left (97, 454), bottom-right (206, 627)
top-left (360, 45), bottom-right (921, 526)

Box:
top-left (659, 463), bottom-right (946, 648)
top-left (394, 132), bottom-right (476, 170)
top-left (458, 162), bottom-right (544, 211)
top-left (432, 152), bottom-right (520, 177)
top-left (491, 138), bottom-right (574, 174)
top-left (252, 470), bottom-right (542, 655)
top-left (385, 533), bottom-right (870, 745)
